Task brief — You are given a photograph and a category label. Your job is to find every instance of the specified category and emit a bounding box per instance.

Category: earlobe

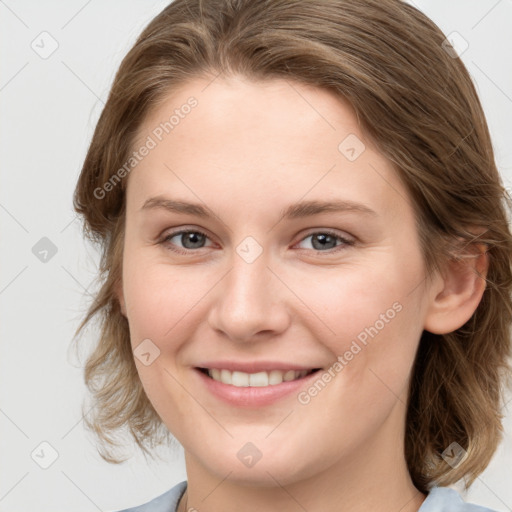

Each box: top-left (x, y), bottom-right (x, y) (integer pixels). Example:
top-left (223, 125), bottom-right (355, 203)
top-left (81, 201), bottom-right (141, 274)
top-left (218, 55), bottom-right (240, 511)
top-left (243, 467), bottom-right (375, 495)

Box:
top-left (115, 280), bottom-right (127, 317)
top-left (423, 244), bottom-right (488, 335)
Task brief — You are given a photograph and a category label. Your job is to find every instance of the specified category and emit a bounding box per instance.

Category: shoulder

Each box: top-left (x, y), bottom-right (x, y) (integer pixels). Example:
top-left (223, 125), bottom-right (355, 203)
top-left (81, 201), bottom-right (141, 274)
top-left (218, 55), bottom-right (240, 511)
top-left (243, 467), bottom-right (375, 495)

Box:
top-left (420, 486), bottom-right (499, 512)
top-left (112, 482), bottom-right (498, 512)
top-left (113, 480), bottom-right (187, 512)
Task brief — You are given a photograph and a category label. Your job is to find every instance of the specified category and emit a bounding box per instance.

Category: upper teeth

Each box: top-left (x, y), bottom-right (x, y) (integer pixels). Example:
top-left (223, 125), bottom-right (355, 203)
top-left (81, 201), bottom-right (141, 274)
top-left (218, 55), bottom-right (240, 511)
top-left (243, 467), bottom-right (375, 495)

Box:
top-left (208, 368), bottom-right (312, 387)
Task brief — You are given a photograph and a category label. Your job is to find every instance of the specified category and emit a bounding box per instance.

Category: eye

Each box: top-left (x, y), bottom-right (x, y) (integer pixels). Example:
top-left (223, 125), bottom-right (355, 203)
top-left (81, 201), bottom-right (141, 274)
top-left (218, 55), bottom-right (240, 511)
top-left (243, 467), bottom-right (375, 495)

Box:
top-left (160, 229), bottom-right (213, 254)
top-left (159, 228), bottom-right (354, 255)
top-left (294, 230), bottom-right (355, 253)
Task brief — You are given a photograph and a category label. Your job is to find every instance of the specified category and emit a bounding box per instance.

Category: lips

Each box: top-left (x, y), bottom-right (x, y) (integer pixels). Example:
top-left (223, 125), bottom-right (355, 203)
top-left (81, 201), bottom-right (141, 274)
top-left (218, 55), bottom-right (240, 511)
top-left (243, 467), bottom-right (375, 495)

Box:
top-left (193, 360), bottom-right (325, 406)
top-left (197, 367), bottom-right (320, 387)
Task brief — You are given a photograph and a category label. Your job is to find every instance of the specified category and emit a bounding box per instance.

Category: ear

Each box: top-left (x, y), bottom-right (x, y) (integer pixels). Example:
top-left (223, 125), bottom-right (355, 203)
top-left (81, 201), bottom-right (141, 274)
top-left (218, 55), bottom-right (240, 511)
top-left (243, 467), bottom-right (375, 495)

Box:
top-left (114, 280), bottom-right (127, 317)
top-left (423, 243), bottom-right (489, 335)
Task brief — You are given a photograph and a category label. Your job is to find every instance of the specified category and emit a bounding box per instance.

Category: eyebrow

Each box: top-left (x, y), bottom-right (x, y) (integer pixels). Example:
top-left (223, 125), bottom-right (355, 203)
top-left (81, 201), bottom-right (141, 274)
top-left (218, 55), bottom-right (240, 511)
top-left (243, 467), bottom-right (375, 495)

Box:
top-left (140, 196), bottom-right (378, 219)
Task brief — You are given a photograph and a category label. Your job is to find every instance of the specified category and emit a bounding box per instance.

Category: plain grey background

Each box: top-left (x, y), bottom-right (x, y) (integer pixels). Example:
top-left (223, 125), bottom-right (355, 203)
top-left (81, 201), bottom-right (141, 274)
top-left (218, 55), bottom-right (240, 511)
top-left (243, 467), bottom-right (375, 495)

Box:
top-left (1, 1), bottom-right (511, 511)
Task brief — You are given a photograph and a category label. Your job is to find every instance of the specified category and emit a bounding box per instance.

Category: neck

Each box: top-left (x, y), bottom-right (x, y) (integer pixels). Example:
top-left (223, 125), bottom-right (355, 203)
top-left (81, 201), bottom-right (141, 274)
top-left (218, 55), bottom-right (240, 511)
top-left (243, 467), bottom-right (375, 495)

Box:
top-left (178, 440), bottom-right (426, 512)
top-left (180, 461), bottom-right (426, 512)
top-left (179, 410), bottom-right (427, 512)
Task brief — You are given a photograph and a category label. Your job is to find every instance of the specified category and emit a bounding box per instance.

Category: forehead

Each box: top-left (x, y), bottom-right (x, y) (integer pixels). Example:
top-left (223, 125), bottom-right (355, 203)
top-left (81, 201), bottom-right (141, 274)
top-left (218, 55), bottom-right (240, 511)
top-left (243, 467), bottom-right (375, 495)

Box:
top-left (128, 75), bottom-right (411, 220)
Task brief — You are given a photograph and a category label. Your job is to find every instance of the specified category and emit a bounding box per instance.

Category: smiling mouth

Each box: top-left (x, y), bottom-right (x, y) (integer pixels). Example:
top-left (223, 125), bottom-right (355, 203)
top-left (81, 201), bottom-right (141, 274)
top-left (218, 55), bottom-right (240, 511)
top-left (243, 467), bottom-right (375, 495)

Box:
top-left (197, 367), bottom-right (322, 387)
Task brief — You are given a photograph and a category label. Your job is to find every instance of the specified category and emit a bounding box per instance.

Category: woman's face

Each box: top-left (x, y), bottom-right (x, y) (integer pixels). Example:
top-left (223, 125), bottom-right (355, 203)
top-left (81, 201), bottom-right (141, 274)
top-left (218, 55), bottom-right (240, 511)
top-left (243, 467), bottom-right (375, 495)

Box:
top-left (118, 75), bottom-right (437, 485)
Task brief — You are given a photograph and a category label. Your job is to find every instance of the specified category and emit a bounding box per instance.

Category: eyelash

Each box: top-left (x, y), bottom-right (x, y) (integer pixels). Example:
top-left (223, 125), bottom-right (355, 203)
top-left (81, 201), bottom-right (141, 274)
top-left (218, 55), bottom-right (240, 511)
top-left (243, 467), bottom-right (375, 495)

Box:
top-left (158, 228), bottom-right (355, 256)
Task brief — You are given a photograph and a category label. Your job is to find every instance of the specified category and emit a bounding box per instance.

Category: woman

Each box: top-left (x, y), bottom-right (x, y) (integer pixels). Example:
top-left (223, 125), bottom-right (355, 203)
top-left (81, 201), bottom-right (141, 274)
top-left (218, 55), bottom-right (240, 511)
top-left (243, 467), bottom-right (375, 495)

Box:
top-left (73, 1), bottom-right (512, 511)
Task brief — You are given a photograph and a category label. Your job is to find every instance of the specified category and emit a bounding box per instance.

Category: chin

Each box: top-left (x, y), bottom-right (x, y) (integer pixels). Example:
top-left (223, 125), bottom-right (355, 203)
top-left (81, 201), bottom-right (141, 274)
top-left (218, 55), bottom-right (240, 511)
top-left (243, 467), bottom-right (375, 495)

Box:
top-left (194, 446), bottom-right (319, 488)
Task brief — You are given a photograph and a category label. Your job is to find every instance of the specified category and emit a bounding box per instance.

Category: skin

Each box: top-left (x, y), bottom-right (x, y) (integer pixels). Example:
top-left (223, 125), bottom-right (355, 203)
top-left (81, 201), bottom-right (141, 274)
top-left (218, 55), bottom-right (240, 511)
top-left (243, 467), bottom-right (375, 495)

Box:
top-left (116, 74), bottom-right (488, 512)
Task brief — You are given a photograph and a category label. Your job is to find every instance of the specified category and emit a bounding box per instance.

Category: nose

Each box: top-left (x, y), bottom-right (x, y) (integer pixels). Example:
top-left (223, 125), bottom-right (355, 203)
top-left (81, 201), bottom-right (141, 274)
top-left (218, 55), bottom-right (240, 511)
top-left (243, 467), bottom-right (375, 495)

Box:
top-left (207, 248), bottom-right (290, 343)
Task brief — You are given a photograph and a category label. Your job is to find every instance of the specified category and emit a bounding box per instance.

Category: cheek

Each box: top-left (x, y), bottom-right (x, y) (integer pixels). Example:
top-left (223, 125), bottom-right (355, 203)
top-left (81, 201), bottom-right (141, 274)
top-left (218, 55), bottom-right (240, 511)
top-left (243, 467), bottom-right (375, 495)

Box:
top-left (296, 256), bottom-right (423, 392)
top-left (292, 262), bottom-right (407, 344)
top-left (122, 253), bottom-right (199, 340)
top-left (123, 270), bottom-right (165, 344)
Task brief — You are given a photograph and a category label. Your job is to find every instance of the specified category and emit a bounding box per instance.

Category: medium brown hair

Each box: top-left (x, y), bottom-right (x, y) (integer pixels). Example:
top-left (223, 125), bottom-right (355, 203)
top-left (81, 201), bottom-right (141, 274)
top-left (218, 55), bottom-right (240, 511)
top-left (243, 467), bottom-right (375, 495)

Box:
top-left (73, 0), bottom-right (512, 493)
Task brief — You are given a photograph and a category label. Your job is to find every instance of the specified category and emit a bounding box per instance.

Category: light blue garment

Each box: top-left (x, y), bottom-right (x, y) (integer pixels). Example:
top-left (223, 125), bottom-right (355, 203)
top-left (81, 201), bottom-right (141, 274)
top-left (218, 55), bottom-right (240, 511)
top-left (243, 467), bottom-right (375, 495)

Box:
top-left (115, 480), bottom-right (187, 512)
top-left (114, 481), bottom-right (498, 512)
